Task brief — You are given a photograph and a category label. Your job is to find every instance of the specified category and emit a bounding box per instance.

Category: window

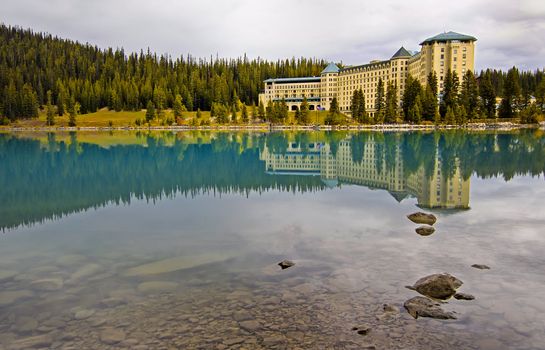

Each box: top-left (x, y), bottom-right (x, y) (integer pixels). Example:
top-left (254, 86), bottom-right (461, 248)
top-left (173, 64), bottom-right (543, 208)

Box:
top-left (440, 54), bottom-right (444, 59)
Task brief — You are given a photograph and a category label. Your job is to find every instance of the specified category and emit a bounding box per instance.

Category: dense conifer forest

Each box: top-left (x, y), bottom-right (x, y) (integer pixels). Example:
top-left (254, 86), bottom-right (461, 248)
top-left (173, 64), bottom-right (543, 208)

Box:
top-left (0, 24), bottom-right (544, 124)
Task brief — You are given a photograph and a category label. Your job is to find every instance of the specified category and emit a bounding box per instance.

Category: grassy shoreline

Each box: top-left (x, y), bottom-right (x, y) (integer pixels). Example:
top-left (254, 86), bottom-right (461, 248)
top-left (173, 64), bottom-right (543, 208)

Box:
top-left (1, 108), bottom-right (542, 132)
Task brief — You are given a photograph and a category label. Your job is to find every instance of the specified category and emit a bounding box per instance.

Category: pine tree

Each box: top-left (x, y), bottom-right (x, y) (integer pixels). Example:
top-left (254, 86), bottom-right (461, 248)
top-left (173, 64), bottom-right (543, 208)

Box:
top-left (499, 67), bottom-right (521, 118)
top-left (21, 84), bottom-right (39, 118)
top-left (428, 72), bottom-right (438, 96)
top-left (351, 89), bottom-right (360, 119)
top-left (258, 101), bottom-right (266, 121)
top-left (46, 90), bottom-right (56, 126)
top-left (67, 96), bottom-right (79, 127)
top-left (231, 104), bottom-right (238, 123)
top-left (536, 78), bottom-right (545, 112)
top-left (385, 82), bottom-right (397, 123)
top-left (459, 70), bottom-right (479, 120)
top-left (402, 76), bottom-right (422, 122)
top-left (479, 71), bottom-right (496, 118)
top-left (300, 97), bottom-right (310, 124)
top-left (145, 100), bottom-right (156, 122)
top-left (196, 108), bottom-right (202, 119)
top-left (241, 104), bottom-right (248, 123)
top-left (440, 70), bottom-right (460, 117)
top-left (173, 94), bottom-right (184, 117)
top-left (375, 78), bottom-right (385, 123)
top-left (421, 86), bottom-right (438, 122)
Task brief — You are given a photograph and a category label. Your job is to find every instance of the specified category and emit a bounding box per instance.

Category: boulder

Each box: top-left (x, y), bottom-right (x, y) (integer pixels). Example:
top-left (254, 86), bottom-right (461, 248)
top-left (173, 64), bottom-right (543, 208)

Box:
top-left (471, 264), bottom-right (490, 270)
top-left (454, 293), bottom-right (475, 300)
top-left (406, 273), bottom-right (463, 300)
top-left (404, 296), bottom-right (456, 319)
top-left (74, 309), bottom-right (95, 320)
top-left (9, 334), bottom-right (52, 349)
top-left (415, 225), bottom-right (435, 236)
top-left (278, 260), bottom-right (295, 270)
top-left (407, 212), bottom-right (437, 225)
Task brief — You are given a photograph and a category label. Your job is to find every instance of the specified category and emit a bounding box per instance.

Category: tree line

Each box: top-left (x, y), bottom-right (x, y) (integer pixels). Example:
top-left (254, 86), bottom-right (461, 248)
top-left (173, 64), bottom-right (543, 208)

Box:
top-left (1, 24), bottom-right (544, 125)
top-left (0, 24), bottom-right (326, 122)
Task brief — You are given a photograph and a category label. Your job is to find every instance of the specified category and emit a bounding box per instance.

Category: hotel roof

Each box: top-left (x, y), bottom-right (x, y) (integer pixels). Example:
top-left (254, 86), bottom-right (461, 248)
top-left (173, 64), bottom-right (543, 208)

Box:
top-left (391, 46), bottom-right (413, 59)
top-left (420, 31), bottom-right (477, 45)
top-left (321, 62), bottom-right (340, 74)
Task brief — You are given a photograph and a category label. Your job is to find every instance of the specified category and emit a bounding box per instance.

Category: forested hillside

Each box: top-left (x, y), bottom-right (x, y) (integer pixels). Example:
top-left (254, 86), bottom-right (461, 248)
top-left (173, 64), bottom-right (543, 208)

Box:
top-left (0, 24), bottom-right (326, 120)
top-left (0, 24), bottom-right (544, 124)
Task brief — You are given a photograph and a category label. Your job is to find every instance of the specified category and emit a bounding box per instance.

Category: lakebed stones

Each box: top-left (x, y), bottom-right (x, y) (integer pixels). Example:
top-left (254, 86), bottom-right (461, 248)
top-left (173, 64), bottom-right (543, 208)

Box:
top-left (415, 225), bottom-right (435, 236)
top-left (407, 212), bottom-right (437, 225)
top-left (471, 264), bottom-right (490, 270)
top-left (404, 296), bottom-right (456, 320)
top-left (278, 260), bottom-right (295, 270)
top-left (454, 293), bottom-right (475, 300)
top-left (100, 328), bottom-right (126, 345)
top-left (406, 273), bottom-right (463, 300)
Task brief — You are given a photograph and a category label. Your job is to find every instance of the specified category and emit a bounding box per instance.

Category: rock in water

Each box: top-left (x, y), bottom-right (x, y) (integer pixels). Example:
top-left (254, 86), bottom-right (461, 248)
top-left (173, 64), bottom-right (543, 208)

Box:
top-left (404, 296), bottom-right (456, 320)
top-left (471, 264), bottom-right (490, 270)
top-left (406, 273), bottom-right (463, 300)
top-left (278, 260), bottom-right (295, 270)
top-left (454, 293), bottom-right (475, 300)
top-left (415, 225), bottom-right (435, 236)
top-left (407, 212), bottom-right (437, 225)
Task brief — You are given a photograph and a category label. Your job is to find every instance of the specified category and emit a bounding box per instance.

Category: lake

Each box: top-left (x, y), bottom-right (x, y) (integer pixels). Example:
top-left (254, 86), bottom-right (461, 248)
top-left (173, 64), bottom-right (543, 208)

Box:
top-left (1, 130), bottom-right (544, 350)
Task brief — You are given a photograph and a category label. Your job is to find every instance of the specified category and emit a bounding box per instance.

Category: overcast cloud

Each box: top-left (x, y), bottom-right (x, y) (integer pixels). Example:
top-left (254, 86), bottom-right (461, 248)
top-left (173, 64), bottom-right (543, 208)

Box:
top-left (2, 0), bottom-right (544, 70)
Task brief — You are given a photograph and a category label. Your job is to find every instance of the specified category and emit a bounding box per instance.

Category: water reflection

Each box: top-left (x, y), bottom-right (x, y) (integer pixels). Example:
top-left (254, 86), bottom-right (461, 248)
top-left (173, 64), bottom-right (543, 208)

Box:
top-left (1, 130), bottom-right (545, 231)
top-left (260, 135), bottom-right (469, 209)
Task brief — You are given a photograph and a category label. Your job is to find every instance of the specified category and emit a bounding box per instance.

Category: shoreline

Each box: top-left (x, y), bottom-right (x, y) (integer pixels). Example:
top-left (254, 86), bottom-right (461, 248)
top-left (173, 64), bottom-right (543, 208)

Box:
top-left (1, 121), bottom-right (543, 133)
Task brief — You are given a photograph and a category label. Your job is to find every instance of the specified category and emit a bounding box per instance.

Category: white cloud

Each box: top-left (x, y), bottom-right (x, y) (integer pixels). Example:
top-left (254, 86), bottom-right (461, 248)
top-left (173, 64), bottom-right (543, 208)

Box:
top-left (1, 0), bottom-right (544, 70)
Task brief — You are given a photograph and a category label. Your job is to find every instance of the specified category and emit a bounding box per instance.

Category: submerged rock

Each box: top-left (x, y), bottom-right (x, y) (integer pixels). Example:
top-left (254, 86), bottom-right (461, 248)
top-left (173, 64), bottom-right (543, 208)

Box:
top-left (125, 252), bottom-right (235, 276)
top-left (278, 260), bottom-right (295, 270)
top-left (406, 273), bottom-right (463, 300)
top-left (70, 263), bottom-right (102, 281)
top-left (404, 296), bottom-right (456, 320)
top-left (0, 290), bottom-right (33, 306)
top-left (471, 264), bottom-right (490, 270)
top-left (9, 334), bottom-right (53, 349)
top-left (352, 324), bottom-right (371, 335)
top-left (407, 212), bottom-right (437, 225)
top-left (30, 278), bottom-right (64, 291)
top-left (137, 281), bottom-right (178, 293)
top-left (416, 225), bottom-right (435, 236)
top-left (100, 328), bottom-right (126, 345)
top-left (74, 309), bottom-right (95, 320)
top-left (454, 293), bottom-right (475, 300)
top-left (0, 270), bottom-right (17, 282)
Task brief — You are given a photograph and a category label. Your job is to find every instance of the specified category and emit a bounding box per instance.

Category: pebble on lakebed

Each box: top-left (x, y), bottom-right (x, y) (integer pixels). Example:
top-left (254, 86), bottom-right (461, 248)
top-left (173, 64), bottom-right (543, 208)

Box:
top-left (471, 264), bottom-right (490, 270)
top-left (406, 273), bottom-right (463, 300)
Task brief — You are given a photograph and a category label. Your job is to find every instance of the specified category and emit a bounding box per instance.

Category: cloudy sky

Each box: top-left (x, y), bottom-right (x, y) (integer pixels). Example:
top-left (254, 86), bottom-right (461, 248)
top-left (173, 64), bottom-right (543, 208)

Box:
top-left (2, 0), bottom-right (544, 70)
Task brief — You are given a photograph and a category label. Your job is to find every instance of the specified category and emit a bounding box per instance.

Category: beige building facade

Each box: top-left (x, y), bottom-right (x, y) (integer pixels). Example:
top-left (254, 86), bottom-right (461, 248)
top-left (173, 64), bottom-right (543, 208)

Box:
top-left (259, 31), bottom-right (476, 119)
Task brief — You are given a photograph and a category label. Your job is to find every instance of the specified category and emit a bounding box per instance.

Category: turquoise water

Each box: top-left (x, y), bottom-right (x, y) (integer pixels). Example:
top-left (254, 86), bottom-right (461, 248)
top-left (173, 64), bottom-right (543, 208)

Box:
top-left (1, 130), bottom-right (544, 349)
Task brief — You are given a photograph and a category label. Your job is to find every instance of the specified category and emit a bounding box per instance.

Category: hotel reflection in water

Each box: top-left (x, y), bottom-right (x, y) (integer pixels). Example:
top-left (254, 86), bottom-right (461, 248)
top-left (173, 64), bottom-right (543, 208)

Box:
top-left (260, 138), bottom-right (469, 209)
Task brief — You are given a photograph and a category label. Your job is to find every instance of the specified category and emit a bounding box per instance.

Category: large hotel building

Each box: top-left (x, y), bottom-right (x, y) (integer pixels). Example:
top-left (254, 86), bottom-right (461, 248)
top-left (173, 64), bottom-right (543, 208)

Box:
top-left (259, 31), bottom-right (476, 118)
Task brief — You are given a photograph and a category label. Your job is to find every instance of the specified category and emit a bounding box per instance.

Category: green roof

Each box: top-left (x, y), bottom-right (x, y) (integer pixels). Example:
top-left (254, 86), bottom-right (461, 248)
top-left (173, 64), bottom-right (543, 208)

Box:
top-left (391, 46), bottom-right (412, 59)
top-left (264, 77), bottom-right (320, 83)
top-left (321, 62), bottom-right (340, 74)
top-left (420, 31), bottom-right (477, 45)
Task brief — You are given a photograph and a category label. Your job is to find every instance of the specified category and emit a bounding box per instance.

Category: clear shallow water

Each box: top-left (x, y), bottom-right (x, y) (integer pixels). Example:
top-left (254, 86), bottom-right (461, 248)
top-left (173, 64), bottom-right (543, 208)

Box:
top-left (1, 130), bottom-right (545, 349)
